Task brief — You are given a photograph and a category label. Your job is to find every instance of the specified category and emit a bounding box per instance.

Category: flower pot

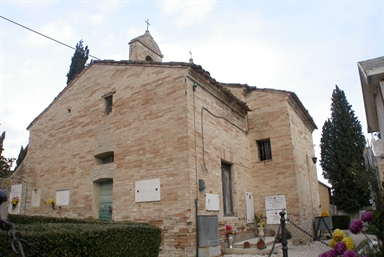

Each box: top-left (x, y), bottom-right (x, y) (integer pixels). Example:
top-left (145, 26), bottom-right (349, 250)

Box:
top-left (257, 240), bottom-right (266, 249)
top-left (258, 226), bottom-right (264, 237)
top-left (227, 234), bottom-right (235, 248)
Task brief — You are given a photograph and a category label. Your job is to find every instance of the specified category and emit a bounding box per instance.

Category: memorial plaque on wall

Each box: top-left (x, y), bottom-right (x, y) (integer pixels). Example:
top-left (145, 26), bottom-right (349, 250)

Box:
top-left (265, 195), bottom-right (287, 224)
top-left (56, 189), bottom-right (70, 205)
top-left (265, 195), bottom-right (286, 210)
top-left (266, 210), bottom-right (285, 224)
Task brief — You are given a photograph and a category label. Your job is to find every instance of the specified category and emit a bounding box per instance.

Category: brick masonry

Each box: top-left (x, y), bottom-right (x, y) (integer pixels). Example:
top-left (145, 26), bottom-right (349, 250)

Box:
top-left (12, 61), bottom-right (320, 256)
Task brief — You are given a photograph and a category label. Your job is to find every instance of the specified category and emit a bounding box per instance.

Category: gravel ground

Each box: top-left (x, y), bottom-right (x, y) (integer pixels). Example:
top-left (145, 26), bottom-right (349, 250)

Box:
top-left (224, 231), bottom-right (377, 257)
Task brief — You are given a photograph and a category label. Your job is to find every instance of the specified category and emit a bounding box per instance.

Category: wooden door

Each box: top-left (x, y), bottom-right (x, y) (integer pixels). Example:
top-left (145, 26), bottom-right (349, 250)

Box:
top-left (99, 180), bottom-right (113, 221)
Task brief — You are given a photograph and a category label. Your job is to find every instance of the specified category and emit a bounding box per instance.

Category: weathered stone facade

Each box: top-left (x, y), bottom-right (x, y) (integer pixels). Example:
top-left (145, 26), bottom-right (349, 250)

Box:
top-left (11, 30), bottom-right (320, 256)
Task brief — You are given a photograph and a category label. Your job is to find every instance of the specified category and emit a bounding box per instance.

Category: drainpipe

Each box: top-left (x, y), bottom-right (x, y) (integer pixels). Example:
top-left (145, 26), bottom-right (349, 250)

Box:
top-left (193, 81), bottom-right (199, 257)
top-left (195, 197), bottom-right (199, 257)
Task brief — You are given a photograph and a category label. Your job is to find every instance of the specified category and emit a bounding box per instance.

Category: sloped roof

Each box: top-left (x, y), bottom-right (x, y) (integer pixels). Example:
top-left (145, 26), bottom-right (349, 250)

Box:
top-left (358, 56), bottom-right (384, 133)
top-left (221, 83), bottom-right (317, 131)
top-left (129, 30), bottom-right (164, 58)
top-left (358, 56), bottom-right (384, 85)
top-left (27, 60), bottom-right (251, 129)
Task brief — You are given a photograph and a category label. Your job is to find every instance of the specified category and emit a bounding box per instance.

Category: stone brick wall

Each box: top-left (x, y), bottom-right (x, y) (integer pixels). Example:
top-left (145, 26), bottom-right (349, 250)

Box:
top-left (226, 86), bottom-right (319, 244)
top-left (13, 62), bottom-right (319, 256)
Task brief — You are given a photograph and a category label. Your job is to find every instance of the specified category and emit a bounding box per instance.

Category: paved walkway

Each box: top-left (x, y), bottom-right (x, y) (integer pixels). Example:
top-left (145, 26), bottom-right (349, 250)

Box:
top-left (224, 230), bottom-right (377, 257)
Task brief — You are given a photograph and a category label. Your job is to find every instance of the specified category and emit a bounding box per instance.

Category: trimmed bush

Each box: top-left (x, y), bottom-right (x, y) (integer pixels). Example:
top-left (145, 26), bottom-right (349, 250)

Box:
top-left (0, 215), bottom-right (161, 257)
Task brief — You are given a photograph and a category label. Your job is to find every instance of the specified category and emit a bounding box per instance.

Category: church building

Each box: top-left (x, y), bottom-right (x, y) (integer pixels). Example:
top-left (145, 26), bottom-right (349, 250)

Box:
top-left (10, 29), bottom-right (320, 257)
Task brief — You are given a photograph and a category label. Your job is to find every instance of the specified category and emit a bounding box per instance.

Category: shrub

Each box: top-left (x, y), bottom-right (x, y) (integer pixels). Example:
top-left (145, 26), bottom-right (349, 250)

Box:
top-left (0, 215), bottom-right (161, 257)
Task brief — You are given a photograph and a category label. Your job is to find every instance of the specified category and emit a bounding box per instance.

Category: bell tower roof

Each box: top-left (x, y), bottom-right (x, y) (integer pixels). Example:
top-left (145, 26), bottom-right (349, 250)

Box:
top-left (129, 29), bottom-right (164, 62)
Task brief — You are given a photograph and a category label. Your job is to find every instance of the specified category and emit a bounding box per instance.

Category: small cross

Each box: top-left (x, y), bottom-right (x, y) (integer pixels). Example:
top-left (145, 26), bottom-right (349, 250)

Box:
top-left (145, 19), bottom-right (150, 31)
top-left (189, 50), bottom-right (192, 59)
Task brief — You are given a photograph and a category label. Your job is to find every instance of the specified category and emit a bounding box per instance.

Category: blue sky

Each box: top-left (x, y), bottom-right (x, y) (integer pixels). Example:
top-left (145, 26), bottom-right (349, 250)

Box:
top-left (1, 0), bottom-right (383, 184)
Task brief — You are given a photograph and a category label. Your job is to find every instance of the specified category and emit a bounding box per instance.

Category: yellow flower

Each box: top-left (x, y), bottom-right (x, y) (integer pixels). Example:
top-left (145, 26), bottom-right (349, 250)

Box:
top-left (46, 198), bottom-right (55, 205)
top-left (322, 211), bottom-right (329, 217)
top-left (329, 239), bottom-right (337, 248)
top-left (332, 229), bottom-right (346, 242)
top-left (342, 236), bottom-right (355, 250)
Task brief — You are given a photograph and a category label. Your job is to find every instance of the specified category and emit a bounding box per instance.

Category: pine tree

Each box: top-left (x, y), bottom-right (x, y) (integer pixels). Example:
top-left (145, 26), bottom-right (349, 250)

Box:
top-left (66, 40), bottom-right (89, 85)
top-left (320, 85), bottom-right (370, 212)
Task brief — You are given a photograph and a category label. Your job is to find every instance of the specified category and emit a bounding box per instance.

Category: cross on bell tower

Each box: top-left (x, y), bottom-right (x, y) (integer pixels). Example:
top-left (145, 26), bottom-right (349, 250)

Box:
top-left (145, 19), bottom-right (150, 31)
top-left (189, 50), bottom-right (194, 64)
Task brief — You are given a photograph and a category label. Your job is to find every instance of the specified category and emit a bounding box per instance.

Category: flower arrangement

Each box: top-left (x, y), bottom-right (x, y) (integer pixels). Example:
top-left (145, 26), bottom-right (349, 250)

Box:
top-left (46, 198), bottom-right (55, 205)
top-left (319, 211), bottom-right (380, 257)
top-left (255, 212), bottom-right (267, 228)
top-left (11, 196), bottom-right (19, 206)
top-left (275, 228), bottom-right (292, 243)
top-left (225, 225), bottom-right (234, 235)
top-left (322, 210), bottom-right (329, 217)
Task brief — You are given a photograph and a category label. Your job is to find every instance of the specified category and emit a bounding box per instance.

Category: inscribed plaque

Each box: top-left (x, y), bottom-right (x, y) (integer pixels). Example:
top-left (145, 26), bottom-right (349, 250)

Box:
top-left (266, 210), bottom-right (286, 224)
top-left (265, 195), bottom-right (286, 210)
top-left (31, 189), bottom-right (41, 207)
top-left (245, 192), bottom-right (254, 223)
top-left (56, 189), bottom-right (70, 205)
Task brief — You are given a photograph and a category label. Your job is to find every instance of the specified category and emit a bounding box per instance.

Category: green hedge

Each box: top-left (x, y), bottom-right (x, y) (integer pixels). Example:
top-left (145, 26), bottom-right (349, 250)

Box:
top-left (0, 215), bottom-right (161, 257)
top-left (332, 215), bottom-right (351, 230)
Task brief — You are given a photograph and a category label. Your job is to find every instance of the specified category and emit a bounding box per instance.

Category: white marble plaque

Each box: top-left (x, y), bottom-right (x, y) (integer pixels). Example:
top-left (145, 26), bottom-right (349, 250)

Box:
top-left (266, 210), bottom-right (285, 224)
top-left (31, 189), bottom-right (41, 207)
top-left (246, 192), bottom-right (254, 223)
top-left (205, 193), bottom-right (219, 211)
top-left (56, 189), bottom-right (70, 205)
top-left (265, 195), bottom-right (286, 210)
top-left (135, 178), bottom-right (161, 202)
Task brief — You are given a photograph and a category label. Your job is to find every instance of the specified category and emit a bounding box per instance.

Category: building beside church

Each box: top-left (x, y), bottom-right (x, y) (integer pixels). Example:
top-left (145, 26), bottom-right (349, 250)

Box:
top-left (10, 29), bottom-right (320, 257)
top-left (358, 56), bottom-right (384, 195)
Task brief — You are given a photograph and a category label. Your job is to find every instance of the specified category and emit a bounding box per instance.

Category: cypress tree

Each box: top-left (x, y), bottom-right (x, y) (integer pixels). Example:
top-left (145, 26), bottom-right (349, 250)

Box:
top-left (15, 145), bottom-right (28, 171)
top-left (320, 85), bottom-right (370, 212)
top-left (66, 40), bottom-right (89, 85)
top-left (0, 131), bottom-right (15, 178)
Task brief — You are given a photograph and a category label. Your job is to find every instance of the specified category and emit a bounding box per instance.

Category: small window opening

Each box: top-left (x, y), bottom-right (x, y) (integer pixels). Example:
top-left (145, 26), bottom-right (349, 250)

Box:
top-left (257, 139), bottom-right (272, 161)
top-left (95, 152), bottom-right (114, 165)
top-left (105, 95), bottom-right (113, 115)
top-left (145, 56), bottom-right (153, 62)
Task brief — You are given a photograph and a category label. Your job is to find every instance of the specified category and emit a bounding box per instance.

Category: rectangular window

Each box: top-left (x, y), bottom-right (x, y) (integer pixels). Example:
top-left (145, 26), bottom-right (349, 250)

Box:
top-left (257, 139), bottom-right (272, 161)
top-left (221, 162), bottom-right (233, 216)
top-left (105, 95), bottom-right (113, 115)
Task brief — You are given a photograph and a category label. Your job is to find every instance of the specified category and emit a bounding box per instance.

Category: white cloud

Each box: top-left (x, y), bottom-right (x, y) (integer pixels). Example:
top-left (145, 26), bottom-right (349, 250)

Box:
top-left (25, 22), bottom-right (75, 46)
top-left (90, 14), bottom-right (104, 25)
top-left (161, 0), bottom-right (217, 27)
top-left (96, 1), bottom-right (123, 12)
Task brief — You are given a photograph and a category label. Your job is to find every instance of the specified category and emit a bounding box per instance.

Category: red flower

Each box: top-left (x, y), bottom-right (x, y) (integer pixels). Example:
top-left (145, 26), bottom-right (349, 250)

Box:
top-left (226, 225), bottom-right (233, 235)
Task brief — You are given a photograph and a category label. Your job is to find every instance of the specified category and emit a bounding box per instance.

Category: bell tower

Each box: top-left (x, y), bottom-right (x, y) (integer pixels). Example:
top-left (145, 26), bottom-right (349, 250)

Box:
top-left (128, 20), bottom-right (163, 62)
